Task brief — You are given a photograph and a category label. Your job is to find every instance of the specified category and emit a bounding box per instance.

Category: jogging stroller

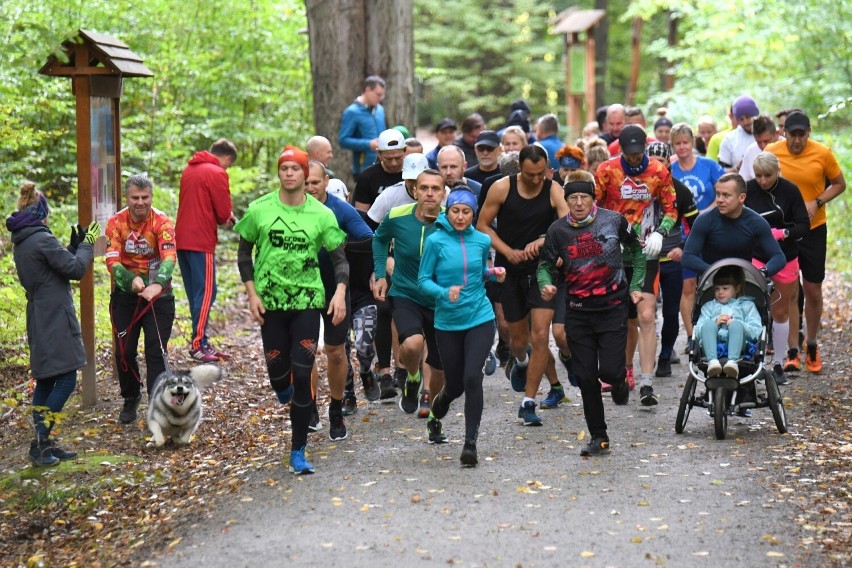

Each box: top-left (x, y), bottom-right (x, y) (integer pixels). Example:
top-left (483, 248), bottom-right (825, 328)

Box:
top-left (675, 258), bottom-right (787, 440)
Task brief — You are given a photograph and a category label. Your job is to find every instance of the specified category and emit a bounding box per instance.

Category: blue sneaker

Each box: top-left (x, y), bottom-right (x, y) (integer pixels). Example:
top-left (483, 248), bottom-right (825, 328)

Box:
top-left (483, 351), bottom-right (497, 376)
top-left (517, 400), bottom-right (543, 426)
top-left (289, 446), bottom-right (315, 475)
top-left (276, 384), bottom-right (293, 405)
top-left (510, 362), bottom-right (527, 392)
top-left (540, 387), bottom-right (568, 409)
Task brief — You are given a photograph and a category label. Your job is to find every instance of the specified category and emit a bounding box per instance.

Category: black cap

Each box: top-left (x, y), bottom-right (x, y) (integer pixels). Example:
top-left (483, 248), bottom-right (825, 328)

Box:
top-left (510, 99), bottom-right (531, 114)
top-left (475, 130), bottom-right (501, 148)
top-left (505, 109), bottom-right (531, 133)
top-left (784, 111), bottom-right (810, 133)
top-left (619, 124), bottom-right (647, 154)
top-left (435, 118), bottom-right (457, 133)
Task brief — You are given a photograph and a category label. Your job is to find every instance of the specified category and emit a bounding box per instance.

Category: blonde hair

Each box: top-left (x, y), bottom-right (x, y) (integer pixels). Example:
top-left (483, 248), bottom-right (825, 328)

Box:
top-left (501, 126), bottom-right (527, 147)
top-left (752, 152), bottom-right (780, 176)
top-left (584, 138), bottom-right (609, 171)
top-left (17, 181), bottom-right (40, 211)
top-left (565, 170), bottom-right (595, 184)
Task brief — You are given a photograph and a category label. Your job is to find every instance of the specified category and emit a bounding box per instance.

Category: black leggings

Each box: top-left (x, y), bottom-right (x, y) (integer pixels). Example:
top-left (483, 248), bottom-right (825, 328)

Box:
top-left (659, 260), bottom-right (683, 356)
top-left (260, 309), bottom-right (320, 450)
top-left (374, 297), bottom-right (393, 369)
top-left (435, 320), bottom-right (496, 444)
top-left (564, 303), bottom-right (628, 439)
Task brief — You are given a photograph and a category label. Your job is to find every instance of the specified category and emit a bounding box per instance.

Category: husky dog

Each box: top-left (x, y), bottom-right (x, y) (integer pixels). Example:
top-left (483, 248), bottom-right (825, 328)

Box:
top-left (146, 365), bottom-right (224, 447)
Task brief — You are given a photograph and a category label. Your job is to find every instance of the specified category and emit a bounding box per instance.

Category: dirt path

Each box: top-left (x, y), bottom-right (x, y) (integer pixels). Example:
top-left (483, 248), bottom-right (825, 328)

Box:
top-left (155, 329), bottom-right (806, 567)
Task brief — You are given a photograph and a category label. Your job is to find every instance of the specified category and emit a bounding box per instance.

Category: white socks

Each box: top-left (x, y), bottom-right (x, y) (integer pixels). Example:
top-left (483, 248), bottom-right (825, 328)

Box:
top-left (772, 320), bottom-right (789, 364)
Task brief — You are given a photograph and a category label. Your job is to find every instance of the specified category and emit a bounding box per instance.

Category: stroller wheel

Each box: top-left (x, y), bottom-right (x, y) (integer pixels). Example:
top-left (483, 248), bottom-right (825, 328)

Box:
top-left (764, 369), bottom-right (788, 434)
top-left (713, 386), bottom-right (728, 440)
top-left (675, 374), bottom-right (697, 434)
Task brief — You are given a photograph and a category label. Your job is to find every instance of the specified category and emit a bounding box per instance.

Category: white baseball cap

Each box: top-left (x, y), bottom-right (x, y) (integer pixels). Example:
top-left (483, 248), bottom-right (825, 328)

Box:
top-left (378, 129), bottom-right (405, 152)
top-left (401, 153), bottom-right (429, 180)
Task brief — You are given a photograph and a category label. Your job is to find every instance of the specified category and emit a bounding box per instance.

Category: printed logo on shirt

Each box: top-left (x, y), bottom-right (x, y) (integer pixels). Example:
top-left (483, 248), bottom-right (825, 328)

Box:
top-left (124, 233), bottom-right (154, 256)
top-left (619, 177), bottom-right (653, 201)
top-left (268, 217), bottom-right (309, 251)
top-left (566, 232), bottom-right (604, 259)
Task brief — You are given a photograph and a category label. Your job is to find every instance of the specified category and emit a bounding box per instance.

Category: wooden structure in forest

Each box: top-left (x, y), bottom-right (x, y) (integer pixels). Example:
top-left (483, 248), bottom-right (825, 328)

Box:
top-left (552, 8), bottom-right (606, 141)
top-left (39, 29), bottom-right (153, 407)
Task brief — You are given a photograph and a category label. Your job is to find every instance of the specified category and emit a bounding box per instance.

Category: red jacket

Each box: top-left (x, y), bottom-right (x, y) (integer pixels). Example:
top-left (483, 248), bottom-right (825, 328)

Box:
top-left (175, 151), bottom-right (233, 253)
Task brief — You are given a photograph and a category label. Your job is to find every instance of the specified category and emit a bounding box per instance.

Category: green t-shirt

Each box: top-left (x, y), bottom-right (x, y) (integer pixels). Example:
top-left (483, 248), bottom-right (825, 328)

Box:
top-left (235, 191), bottom-right (345, 311)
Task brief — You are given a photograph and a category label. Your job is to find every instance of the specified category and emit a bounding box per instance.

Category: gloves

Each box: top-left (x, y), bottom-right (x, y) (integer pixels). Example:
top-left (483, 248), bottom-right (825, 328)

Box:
top-left (83, 221), bottom-right (101, 245)
top-left (642, 231), bottom-right (664, 259)
top-left (67, 224), bottom-right (84, 252)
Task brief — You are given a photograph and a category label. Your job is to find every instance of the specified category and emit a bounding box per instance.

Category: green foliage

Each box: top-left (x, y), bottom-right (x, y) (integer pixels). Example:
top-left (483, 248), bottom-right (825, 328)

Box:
top-left (0, 0), bottom-right (311, 193)
top-left (414, 0), bottom-right (565, 128)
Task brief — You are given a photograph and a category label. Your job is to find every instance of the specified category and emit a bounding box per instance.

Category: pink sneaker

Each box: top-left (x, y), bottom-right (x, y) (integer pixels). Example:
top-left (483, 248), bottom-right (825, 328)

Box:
top-left (189, 345), bottom-right (219, 363)
top-left (208, 344), bottom-right (231, 361)
top-left (626, 366), bottom-right (635, 391)
top-left (600, 380), bottom-right (612, 393)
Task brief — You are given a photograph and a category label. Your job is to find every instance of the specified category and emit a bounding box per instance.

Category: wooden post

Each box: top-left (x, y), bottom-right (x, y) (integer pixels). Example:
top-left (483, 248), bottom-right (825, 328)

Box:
top-left (73, 45), bottom-right (97, 407)
top-left (584, 30), bottom-right (597, 129)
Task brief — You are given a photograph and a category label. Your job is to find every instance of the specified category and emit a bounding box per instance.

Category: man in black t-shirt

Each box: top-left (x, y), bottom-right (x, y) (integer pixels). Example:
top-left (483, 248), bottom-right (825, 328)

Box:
top-left (465, 130), bottom-right (503, 185)
top-left (476, 145), bottom-right (569, 427)
top-left (352, 129), bottom-right (406, 212)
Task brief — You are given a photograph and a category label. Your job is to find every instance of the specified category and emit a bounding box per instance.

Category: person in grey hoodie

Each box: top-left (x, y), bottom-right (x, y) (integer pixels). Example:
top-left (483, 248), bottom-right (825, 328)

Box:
top-left (418, 188), bottom-right (506, 467)
top-left (6, 181), bottom-right (98, 466)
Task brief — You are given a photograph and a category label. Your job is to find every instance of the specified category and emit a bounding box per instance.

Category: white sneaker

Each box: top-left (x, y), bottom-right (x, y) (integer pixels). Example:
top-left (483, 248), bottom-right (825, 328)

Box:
top-left (723, 360), bottom-right (739, 378)
top-left (707, 359), bottom-right (722, 377)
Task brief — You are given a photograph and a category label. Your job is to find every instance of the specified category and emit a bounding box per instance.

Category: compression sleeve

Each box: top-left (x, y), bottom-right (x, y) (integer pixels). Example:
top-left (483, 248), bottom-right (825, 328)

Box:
top-left (329, 245), bottom-right (350, 287)
top-left (237, 236), bottom-right (255, 282)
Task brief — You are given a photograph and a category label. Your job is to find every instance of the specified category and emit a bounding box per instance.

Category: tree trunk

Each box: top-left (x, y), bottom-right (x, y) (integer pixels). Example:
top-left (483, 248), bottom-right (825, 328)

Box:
top-left (593, 0), bottom-right (608, 109)
top-left (627, 17), bottom-right (642, 105)
top-left (663, 11), bottom-right (677, 91)
top-left (305, 0), bottom-right (414, 189)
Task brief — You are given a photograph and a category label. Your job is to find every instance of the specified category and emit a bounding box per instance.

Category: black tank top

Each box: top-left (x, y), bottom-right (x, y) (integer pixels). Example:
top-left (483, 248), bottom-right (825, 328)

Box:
top-left (495, 175), bottom-right (556, 274)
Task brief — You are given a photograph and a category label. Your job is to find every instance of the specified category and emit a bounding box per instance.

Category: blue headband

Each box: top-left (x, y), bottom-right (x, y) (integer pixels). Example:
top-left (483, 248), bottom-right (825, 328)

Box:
top-left (558, 156), bottom-right (581, 169)
top-left (446, 188), bottom-right (478, 213)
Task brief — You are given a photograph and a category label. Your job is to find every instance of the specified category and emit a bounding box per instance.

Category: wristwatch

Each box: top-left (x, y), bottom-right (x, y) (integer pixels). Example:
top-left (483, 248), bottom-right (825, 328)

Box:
top-left (783, 229), bottom-right (790, 239)
top-left (816, 198), bottom-right (824, 208)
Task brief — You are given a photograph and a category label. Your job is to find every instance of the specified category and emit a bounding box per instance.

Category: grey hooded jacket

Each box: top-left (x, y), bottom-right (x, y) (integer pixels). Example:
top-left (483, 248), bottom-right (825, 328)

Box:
top-left (10, 225), bottom-right (94, 379)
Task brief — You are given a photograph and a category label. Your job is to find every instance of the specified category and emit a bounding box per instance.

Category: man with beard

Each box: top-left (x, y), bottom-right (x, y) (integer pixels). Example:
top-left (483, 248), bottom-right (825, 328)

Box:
top-left (476, 145), bottom-right (569, 426)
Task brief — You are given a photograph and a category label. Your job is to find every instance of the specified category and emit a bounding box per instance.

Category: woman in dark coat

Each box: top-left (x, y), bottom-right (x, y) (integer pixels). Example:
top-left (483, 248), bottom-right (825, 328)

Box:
top-left (6, 181), bottom-right (98, 466)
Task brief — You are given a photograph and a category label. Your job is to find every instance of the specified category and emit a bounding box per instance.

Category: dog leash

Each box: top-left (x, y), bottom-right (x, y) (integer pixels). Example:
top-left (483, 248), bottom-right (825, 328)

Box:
top-left (111, 286), bottom-right (171, 383)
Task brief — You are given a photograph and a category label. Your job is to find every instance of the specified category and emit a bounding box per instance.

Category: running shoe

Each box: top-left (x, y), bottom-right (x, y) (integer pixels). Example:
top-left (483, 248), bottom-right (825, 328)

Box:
top-left (393, 366), bottom-right (407, 389)
top-left (308, 401), bottom-right (323, 432)
top-left (639, 385), bottom-right (658, 406)
top-left (289, 446), bottom-right (315, 475)
top-left (655, 356), bottom-right (672, 377)
top-left (626, 365), bottom-right (635, 391)
top-left (783, 349), bottom-right (801, 372)
top-left (517, 400), bottom-right (543, 426)
top-left (362, 371), bottom-right (380, 402)
top-left (379, 373), bottom-right (397, 400)
top-left (600, 380), bottom-right (612, 393)
top-left (805, 343), bottom-right (822, 373)
top-left (496, 338), bottom-right (511, 367)
top-left (430, 389), bottom-right (450, 420)
top-left (483, 351), bottom-right (498, 376)
top-left (189, 345), bottom-right (219, 363)
top-left (540, 386), bottom-right (568, 409)
top-left (580, 436), bottom-right (611, 457)
top-left (328, 410), bottom-right (347, 441)
top-left (611, 380), bottom-right (629, 406)
top-left (399, 373), bottom-right (421, 414)
top-left (773, 363), bottom-right (788, 386)
top-left (509, 360), bottom-right (528, 393)
top-left (208, 344), bottom-right (231, 361)
top-left (417, 390), bottom-right (431, 418)
top-left (460, 443), bottom-right (478, 467)
top-left (341, 394), bottom-right (357, 416)
top-left (276, 384), bottom-right (293, 405)
top-left (427, 417), bottom-right (448, 444)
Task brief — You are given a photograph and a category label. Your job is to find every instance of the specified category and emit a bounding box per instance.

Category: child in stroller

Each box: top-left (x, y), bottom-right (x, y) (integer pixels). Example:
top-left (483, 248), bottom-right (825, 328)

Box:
top-left (696, 265), bottom-right (762, 379)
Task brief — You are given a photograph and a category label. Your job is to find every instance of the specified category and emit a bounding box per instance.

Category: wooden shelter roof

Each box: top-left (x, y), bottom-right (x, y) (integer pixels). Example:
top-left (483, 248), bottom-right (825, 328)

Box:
top-left (551, 8), bottom-right (606, 35)
top-left (39, 29), bottom-right (153, 77)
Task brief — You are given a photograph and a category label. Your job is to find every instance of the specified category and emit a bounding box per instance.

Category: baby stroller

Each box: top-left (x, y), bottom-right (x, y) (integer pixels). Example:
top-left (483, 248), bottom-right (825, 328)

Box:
top-left (675, 258), bottom-right (787, 440)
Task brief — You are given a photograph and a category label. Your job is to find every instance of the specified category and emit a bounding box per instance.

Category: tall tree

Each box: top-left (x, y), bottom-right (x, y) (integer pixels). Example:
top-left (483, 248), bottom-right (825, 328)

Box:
top-left (305, 0), bottom-right (415, 188)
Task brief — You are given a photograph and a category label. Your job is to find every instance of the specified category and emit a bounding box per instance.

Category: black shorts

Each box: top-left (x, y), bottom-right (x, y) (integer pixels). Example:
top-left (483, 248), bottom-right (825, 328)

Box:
top-left (389, 296), bottom-right (442, 370)
top-left (797, 224), bottom-right (827, 284)
top-left (321, 289), bottom-right (352, 346)
top-left (500, 271), bottom-right (556, 323)
top-left (625, 260), bottom-right (659, 319)
top-left (485, 279), bottom-right (502, 304)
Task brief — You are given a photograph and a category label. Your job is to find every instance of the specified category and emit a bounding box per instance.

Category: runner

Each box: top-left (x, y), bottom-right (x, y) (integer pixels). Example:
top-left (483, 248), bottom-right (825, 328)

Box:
top-left (418, 189), bottom-right (505, 465)
top-left (235, 146), bottom-right (348, 475)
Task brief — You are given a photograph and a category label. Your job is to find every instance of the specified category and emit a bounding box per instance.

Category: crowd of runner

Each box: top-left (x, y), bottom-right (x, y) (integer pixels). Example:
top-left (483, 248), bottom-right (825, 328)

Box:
top-left (9, 74), bottom-right (845, 472)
